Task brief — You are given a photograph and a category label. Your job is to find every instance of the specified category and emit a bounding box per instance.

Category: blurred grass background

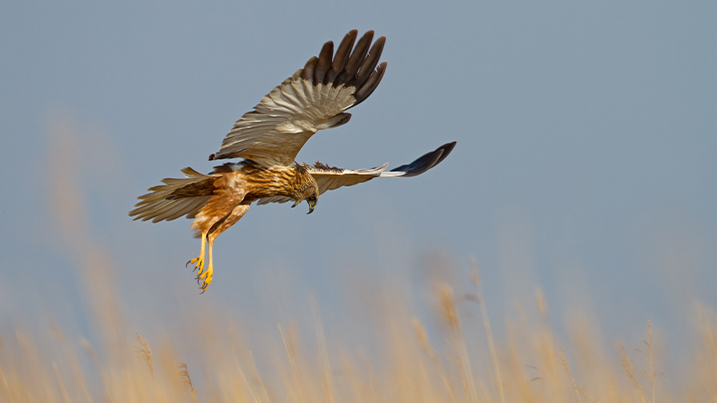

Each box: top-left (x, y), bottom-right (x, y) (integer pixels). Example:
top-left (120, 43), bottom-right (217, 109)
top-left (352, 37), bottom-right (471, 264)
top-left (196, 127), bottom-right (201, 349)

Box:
top-left (0, 116), bottom-right (715, 402)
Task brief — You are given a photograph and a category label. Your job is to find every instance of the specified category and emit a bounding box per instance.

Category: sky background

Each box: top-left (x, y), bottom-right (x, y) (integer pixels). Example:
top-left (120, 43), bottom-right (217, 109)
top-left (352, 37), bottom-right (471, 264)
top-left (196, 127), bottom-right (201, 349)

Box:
top-left (1, 0), bottom-right (716, 379)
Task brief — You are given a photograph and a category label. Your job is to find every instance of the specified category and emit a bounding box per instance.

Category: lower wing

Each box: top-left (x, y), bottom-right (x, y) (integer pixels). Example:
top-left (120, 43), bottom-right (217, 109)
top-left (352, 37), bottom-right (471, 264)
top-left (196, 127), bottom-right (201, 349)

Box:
top-left (306, 141), bottom-right (456, 195)
top-left (255, 141), bottom-right (455, 205)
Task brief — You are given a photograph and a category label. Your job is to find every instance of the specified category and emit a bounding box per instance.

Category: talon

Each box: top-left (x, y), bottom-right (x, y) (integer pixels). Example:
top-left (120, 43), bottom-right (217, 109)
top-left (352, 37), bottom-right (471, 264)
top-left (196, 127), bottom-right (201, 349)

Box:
top-left (187, 256), bottom-right (204, 272)
top-left (192, 234), bottom-right (213, 294)
top-left (199, 282), bottom-right (209, 294)
top-left (196, 260), bottom-right (213, 293)
top-left (189, 233), bottom-right (207, 280)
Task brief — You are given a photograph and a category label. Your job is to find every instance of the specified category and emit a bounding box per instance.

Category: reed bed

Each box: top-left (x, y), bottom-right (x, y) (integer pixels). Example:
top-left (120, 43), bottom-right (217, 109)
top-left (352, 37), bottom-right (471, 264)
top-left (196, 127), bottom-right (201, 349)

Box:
top-left (2, 118), bottom-right (713, 402)
top-left (2, 265), bottom-right (716, 402)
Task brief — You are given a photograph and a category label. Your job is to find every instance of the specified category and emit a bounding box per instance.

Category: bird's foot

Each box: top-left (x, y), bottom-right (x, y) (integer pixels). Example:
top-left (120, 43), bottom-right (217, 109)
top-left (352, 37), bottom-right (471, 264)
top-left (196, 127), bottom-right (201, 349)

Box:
top-left (196, 262), bottom-right (213, 294)
top-left (187, 256), bottom-right (204, 273)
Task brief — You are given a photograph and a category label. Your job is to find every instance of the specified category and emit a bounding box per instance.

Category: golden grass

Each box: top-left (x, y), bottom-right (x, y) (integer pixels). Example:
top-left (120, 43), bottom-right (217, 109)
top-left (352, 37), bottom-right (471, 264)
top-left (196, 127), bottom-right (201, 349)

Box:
top-left (3, 269), bottom-right (717, 402)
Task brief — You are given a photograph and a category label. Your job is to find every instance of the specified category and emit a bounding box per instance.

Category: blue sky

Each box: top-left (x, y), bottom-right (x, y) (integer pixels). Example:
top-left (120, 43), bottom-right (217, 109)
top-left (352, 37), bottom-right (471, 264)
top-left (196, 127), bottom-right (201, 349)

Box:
top-left (1, 0), bottom-right (716, 369)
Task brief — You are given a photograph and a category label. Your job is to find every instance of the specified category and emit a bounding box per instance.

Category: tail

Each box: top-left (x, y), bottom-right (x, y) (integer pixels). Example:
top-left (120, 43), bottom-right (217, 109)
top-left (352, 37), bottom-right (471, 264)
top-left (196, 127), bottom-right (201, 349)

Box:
top-left (129, 167), bottom-right (215, 223)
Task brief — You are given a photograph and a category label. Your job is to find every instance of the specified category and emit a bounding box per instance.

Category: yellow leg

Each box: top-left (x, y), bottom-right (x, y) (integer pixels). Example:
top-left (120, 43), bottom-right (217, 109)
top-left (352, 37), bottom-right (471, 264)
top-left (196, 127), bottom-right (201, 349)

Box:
top-left (197, 239), bottom-right (214, 293)
top-left (187, 232), bottom-right (207, 274)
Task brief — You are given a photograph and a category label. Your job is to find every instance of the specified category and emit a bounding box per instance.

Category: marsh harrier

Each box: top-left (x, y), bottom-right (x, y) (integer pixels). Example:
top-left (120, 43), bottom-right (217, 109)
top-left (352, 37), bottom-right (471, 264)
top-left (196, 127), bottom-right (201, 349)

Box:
top-left (130, 30), bottom-right (456, 292)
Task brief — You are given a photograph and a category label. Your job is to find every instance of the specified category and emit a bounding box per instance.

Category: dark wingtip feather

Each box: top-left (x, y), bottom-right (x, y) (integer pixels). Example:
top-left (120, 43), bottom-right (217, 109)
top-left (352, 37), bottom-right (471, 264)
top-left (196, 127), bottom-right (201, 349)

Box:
top-left (356, 36), bottom-right (386, 84)
top-left (333, 30), bottom-right (358, 72)
top-left (355, 61), bottom-right (387, 105)
top-left (315, 41), bottom-right (333, 83)
top-left (344, 31), bottom-right (374, 77)
top-left (302, 56), bottom-right (318, 81)
top-left (433, 141), bottom-right (456, 166)
top-left (389, 141), bottom-right (457, 177)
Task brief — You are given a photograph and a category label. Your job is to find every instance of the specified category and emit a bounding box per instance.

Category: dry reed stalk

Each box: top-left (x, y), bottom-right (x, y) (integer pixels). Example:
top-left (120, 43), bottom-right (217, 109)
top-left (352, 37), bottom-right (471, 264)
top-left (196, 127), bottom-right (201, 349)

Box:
top-left (505, 322), bottom-right (540, 402)
top-left (227, 348), bottom-right (263, 403)
top-left (477, 379), bottom-right (492, 403)
top-left (134, 333), bottom-right (156, 384)
top-left (414, 354), bottom-right (438, 402)
top-left (535, 289), bottom-right (548, 320)
top-left (527, 365), bottom-right (545, 403)
top-left (52, 361), bottom-right (71, 403)
top-left (618, 342), bottom-right (647, 403)
top-left (279, 324), bottom-right (308, 403)
top-left (471, 259), bottom-right (506, 403)
top-left (247, 349), bottom-right (271, 403)
top-left (177, 363), bottom-right (198, 403)
top-left (49, 320), bottom-right (93, 403)
top-left (339, 356), bottom-right (371, 403)
top-left (559, 348), bottom-right (586, 403)
top-left (646, 320), bottom-right (655, 403)
top-left (693, 304), bottom-right (717, 400)
top-left (362, 356), bottom-right (386, 403)
top-left (440, 285), bottom-right (461, 332)
top-left (81, 338), bottom-right (100, 368)
top-left (532, 290), bottom-right (567, 401)
top-left (310, 296), bottom-right (335, 403)
top-left (221, 341), bottom-right (257, 403)
top-left (443, 344), bottom-right (470, 402)
top-left (413, 318), bottom-right (459, 403)
top-left (458, 339), bottom-right (478, 403)
top-left (439, 285), bottom-right (478, 403)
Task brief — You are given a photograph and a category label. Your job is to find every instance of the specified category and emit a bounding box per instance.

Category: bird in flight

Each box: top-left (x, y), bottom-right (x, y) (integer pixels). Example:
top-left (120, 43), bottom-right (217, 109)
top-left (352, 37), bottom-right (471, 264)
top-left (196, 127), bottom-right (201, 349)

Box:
top-left (129, 30), bottom-right (456, 292)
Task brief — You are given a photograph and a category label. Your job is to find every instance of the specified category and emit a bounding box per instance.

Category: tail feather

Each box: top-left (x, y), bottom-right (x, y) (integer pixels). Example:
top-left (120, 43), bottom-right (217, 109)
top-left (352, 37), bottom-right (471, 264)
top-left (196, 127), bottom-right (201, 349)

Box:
top-left (153, 198), bottom-right (192, 222)
top-left (129, 168), bottom-right (215, 223)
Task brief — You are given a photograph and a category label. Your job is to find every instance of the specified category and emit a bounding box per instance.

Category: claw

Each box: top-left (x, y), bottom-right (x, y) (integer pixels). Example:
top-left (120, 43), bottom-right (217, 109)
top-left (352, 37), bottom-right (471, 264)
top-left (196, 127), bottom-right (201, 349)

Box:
top-left (189, 233), bottom-right (207, 280)
top-left (197, 269), bottom-right (212, 294)
top-left (187, 256), bottom-right (204, 273)
top-left (191, 234), bottom-right (213, 294)
top-left (195, 261), bottom-right (213, 293)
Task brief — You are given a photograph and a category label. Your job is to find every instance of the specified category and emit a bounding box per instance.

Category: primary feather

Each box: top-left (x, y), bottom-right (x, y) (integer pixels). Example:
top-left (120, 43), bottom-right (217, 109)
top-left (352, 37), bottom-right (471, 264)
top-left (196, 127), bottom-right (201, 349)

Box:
top-left (209, 30), bottom-right (387, 165)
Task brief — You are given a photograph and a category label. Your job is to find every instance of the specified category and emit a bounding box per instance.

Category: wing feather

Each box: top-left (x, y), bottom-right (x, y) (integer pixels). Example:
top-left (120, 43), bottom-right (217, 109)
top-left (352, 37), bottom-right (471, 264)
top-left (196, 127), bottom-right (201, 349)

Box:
top-left (305, 142), bottom-right (456, 195)
top-left (380, 141), bottom-right (456, 178)
top-left (256, 195), bottom-right (294, 205)
top-left (305, 163), bottom-right (388, 194)
top-left (209, 30), bottom-right (388, 165)
top-left (158, 198), bottom-right (193, 222)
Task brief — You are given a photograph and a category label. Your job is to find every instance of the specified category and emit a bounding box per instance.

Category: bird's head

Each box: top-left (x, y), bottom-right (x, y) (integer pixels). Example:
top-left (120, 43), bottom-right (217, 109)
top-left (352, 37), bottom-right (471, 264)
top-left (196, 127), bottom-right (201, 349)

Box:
top-left (291, 180), bottom-right (319, 214)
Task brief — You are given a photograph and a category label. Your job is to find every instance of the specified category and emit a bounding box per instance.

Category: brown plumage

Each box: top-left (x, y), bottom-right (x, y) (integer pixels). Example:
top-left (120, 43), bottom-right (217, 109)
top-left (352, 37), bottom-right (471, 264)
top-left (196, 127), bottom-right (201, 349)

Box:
top-left (130, 30), bottom-right (456, 292)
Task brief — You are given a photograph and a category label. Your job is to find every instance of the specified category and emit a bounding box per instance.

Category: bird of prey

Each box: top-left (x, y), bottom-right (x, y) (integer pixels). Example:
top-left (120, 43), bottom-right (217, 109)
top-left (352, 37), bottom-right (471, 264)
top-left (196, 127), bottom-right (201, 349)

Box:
top-left (129, 30), bottom-right (456, 292)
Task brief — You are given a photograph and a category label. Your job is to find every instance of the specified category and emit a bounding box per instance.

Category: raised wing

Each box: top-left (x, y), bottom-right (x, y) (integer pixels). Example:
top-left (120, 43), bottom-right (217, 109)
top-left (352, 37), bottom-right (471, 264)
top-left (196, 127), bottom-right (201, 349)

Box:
top-left (209, 30), bottom-right (387, 166)
top-left (306, 141), bottom-right (456, 195)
